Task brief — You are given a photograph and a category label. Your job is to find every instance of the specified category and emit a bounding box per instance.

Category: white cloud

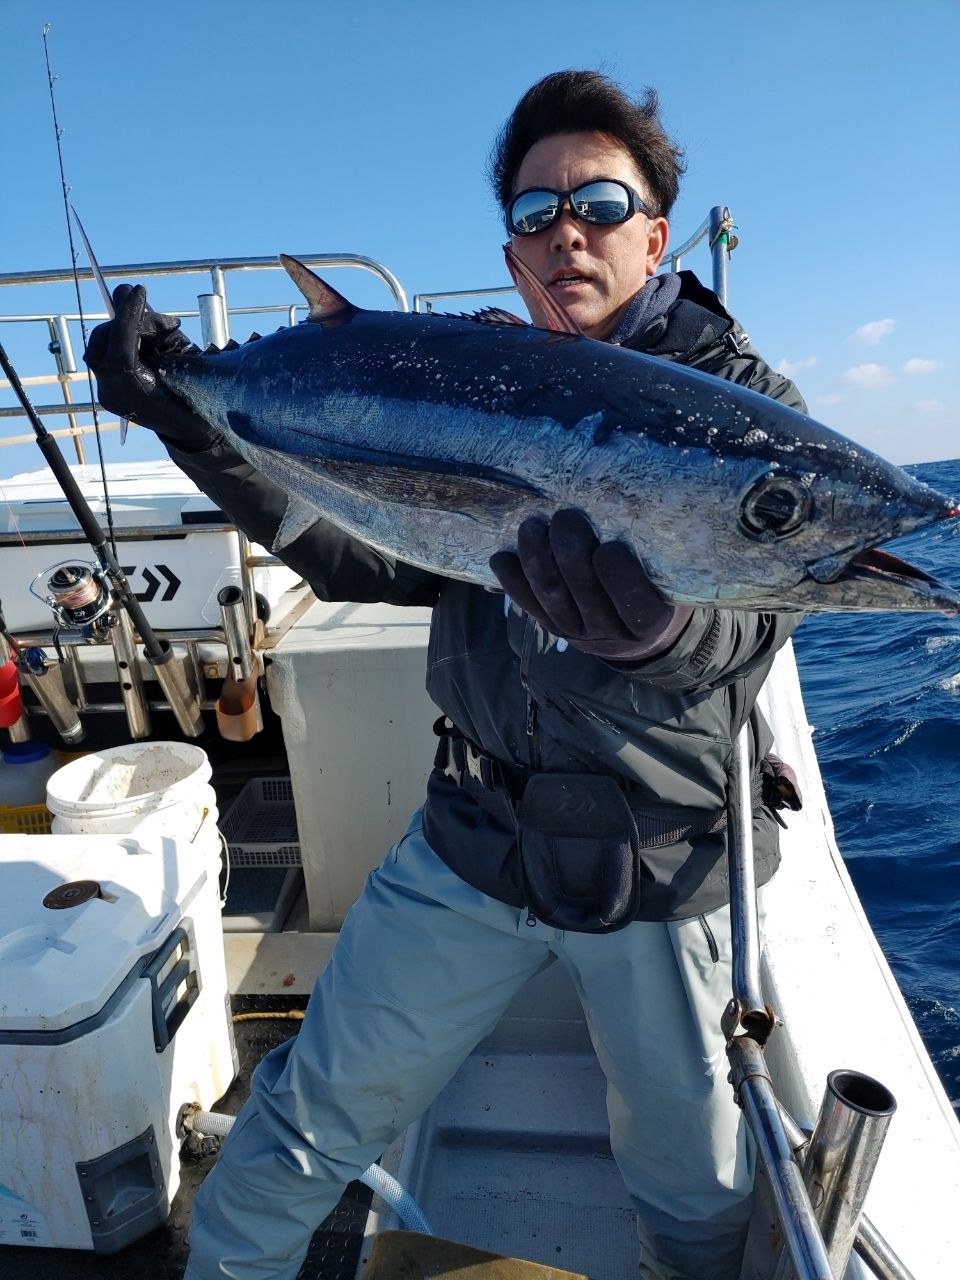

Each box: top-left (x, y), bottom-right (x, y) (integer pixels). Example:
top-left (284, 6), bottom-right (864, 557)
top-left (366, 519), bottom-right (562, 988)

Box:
top-left (849, 318), bottom-right (895, 345)
top-left (915, 399), bottom-right (943, 413)
top-left (776, 355), bottom-right (818, 377)
top-left (813, 393), bottom-right (847, 407)
top-left (902, 358), bottom-right (940, 376)
top-left (841, 363), bottom-right (895, 388)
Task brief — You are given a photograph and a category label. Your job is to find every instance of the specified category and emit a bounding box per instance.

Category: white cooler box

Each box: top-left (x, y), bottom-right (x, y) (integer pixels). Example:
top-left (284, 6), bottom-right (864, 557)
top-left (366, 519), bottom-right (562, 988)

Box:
top-left (0, 461), bottom-right (300, 632)
top-left (0, 833), bottom-right (238, 1253)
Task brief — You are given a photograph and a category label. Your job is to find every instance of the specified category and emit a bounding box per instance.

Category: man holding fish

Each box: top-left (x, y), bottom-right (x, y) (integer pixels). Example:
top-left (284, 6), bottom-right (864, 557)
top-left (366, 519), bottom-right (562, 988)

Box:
top-left (87, 71), bottom-right (881, 1280)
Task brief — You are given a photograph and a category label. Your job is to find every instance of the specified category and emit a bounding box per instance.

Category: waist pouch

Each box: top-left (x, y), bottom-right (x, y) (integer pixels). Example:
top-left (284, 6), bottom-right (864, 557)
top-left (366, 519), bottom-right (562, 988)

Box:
top-left (432, 724), bottom-right (783, 931)
top-left (516, 773), bottom-right (641, 934)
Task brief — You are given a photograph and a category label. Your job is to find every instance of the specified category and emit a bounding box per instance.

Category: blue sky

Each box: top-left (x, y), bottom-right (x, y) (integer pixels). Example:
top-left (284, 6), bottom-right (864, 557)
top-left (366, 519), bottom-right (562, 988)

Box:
top-left (1, 0), bottom-right (957, 479)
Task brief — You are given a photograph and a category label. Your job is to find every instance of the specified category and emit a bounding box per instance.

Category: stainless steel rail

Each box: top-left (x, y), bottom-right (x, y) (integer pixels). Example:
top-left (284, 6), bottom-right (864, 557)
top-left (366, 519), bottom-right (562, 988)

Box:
top-left (0, 253), bottom-right (408, 310)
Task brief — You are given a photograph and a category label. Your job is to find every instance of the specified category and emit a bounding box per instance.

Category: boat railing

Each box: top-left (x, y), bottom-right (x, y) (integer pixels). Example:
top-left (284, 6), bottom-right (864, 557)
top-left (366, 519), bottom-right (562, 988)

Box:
top-left (0, 253), bottom-right (410, 710)
top-left (0, 253), bottom-right (408, 459)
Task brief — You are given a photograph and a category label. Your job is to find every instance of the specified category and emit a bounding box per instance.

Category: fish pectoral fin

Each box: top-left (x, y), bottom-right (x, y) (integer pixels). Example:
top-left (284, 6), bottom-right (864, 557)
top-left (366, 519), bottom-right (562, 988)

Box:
top-left (502, 244), bottom-right (584, 336)
top-left (274, 494), bottom-right (320, 552)
top-left (308, 452), bottom-right (541, 518)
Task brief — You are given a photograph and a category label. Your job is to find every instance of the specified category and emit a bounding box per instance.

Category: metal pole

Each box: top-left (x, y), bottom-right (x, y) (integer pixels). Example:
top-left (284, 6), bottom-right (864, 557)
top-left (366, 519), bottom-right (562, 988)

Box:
top-left (726, 727), bottom-right (769, 1033)
top-left (728, 1037), bottom-right (835, 1279)
top-left (710, 205), bottom-right (733, 307)
top-left (726, 727), bottom-right (832, 1278)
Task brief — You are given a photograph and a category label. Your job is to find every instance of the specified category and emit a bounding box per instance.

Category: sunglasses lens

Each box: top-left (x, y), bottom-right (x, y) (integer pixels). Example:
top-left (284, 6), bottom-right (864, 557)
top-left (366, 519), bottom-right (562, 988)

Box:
top-left (509, 190), bottom-right (560, 235)
top-left (573, 181), bottom-right (632, 224)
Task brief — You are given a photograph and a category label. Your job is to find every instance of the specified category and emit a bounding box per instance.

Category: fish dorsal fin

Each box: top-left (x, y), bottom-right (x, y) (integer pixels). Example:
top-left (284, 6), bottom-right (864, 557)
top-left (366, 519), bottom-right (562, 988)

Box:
top-left (279, 253), bottom-right (358, 324)
top-left (502, 243), bottom-right (584, 336)
top-left (457, 306), bottom-right (530, 327)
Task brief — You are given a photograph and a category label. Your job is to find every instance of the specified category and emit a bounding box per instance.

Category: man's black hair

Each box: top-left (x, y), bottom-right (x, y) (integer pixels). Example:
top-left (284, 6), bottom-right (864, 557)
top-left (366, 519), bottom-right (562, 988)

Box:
top-left (489, 70), bottom-right (686, 219)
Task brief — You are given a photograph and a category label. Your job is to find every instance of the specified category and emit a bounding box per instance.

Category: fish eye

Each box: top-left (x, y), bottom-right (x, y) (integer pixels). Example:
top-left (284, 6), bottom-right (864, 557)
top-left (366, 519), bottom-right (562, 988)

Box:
top-left (739, 473), bottom-right (811, 538)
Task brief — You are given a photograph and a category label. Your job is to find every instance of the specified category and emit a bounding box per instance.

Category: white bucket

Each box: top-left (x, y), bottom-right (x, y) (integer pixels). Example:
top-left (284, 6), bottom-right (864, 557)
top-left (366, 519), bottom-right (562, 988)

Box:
top-left (47, 742), bottom-right (220, 858)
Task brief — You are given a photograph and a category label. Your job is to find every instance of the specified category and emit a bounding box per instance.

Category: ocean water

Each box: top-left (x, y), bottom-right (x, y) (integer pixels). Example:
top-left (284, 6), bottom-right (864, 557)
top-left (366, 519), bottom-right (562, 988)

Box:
top-left (791, 456), bottom-right (960, 1112)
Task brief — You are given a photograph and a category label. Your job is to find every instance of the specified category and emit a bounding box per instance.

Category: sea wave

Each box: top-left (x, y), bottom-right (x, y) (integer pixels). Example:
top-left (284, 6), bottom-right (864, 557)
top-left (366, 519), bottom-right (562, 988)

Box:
top-left (792, 456), bottom-right (960, 1111)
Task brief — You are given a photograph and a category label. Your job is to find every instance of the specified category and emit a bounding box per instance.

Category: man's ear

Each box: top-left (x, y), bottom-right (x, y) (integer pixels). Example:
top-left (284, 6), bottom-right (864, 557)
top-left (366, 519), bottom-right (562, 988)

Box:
top-left (645, 217), bottom-right (670, 276)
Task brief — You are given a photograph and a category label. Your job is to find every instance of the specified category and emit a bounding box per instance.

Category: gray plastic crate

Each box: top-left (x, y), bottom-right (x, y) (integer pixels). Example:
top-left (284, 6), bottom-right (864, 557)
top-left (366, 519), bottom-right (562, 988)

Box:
top-left (221, 777), bottom-right (302, 868)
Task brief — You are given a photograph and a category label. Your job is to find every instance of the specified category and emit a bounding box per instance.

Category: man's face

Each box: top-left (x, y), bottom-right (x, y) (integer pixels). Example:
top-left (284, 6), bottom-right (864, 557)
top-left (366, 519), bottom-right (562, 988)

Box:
top-left (507, 131), bottom-right (669, 340)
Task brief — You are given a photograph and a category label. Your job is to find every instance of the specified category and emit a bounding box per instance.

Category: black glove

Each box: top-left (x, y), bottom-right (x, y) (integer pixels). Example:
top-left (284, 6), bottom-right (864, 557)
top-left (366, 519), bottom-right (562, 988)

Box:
top-left (84, 284), bottom-right (218, 448)
top-left (490, 509), bottom-right (692, 662)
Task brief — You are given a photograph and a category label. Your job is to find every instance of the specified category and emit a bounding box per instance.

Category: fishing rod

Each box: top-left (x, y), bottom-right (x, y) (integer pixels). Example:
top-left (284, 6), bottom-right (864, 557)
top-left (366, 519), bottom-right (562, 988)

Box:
top-left (0, 341), bottom-right (203, 738)
top-left (0, 25), bottom-right (201, 741)
top-left (40, 22), bottom-right (121, 545)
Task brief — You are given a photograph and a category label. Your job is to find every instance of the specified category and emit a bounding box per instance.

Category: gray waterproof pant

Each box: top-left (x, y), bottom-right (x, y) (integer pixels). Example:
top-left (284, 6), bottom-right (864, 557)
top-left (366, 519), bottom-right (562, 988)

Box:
top-left (185, 812), bottom-right (760, 1280)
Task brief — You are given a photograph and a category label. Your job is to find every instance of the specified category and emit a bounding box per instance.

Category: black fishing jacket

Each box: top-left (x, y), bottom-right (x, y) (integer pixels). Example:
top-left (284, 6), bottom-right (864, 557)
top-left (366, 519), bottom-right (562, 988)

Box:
top-left (165, 271), bottom-right (807, 922)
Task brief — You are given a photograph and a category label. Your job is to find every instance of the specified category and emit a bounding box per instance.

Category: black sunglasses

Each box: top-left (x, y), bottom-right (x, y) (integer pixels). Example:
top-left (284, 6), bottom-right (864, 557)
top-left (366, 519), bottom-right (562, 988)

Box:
top-left (507, 178), bottom-right (653, 236)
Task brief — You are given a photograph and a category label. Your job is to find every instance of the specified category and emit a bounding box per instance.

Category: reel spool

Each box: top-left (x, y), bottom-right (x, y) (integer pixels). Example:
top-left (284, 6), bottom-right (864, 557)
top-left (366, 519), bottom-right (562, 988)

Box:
top-left (30, 561), bottom-right (113, 631)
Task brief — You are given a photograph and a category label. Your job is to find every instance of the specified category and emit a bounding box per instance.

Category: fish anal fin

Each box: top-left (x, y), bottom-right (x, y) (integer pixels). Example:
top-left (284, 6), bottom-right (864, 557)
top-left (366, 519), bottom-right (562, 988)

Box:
top-left (280, 254), bottom-right (358, 324)
top-left (502, 244), bottom-right (584, 336)
top-left (273, 494), bottom-right (320, 552)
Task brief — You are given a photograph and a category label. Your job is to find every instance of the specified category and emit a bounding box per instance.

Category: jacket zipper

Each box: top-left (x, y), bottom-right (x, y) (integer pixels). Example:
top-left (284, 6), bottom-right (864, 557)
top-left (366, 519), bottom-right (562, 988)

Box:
top-left (697, 914), bottom-right (720, 963)
top-left (518, 614), bottom-right (539, 926)
top-left (519, 616), bottom-right (541, 770)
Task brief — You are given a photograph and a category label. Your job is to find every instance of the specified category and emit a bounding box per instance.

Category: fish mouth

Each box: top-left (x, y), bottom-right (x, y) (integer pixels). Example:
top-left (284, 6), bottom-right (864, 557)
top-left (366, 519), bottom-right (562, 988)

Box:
top-left (798, 544), bottom-right (960, 613)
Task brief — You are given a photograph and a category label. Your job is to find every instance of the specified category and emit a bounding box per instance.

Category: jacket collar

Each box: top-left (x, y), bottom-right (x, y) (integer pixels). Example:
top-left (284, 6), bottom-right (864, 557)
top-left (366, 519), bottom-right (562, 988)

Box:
top-left (618, 270), bottom-right (742, 362)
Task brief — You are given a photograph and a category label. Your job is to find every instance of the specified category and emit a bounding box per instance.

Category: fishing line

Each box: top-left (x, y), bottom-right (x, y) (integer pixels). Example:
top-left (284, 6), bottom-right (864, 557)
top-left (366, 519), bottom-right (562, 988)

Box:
top-left (0, 479), bottom-right (50, 591)
top-left (41, 22), bottom-right (117, 559)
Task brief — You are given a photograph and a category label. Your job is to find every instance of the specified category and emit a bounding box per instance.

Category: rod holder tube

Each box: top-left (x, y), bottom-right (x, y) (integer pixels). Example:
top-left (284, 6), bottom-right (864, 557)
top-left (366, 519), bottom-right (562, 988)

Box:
top-left (727, 1036), bottom-right (834, 1280)
top-left (6, 714), bottom-right (32, 743)
top-left (198, 292), bottom-right (229, 349)
top-left (20, 650), bottom-right (85, 745)
top-left (145, 642), bottom-right (205, 738)
top-left (110, 612), bottom-right (151, 740)
top-left (217, 586), bottom-right (255, 680)
top-left (52, 314), bottom-right (78, 373)
top-left (776, 1103), bottom-right (915, 1280)
top-left (795, 1071), bottom-right (896, 1279)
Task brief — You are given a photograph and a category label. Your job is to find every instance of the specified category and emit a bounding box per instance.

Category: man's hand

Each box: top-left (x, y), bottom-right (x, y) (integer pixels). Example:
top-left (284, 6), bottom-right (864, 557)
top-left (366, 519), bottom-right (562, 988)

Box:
top-left (84, 284), bottom-right (219, 448)
top-left (490, 509), bottom-right (692, 662)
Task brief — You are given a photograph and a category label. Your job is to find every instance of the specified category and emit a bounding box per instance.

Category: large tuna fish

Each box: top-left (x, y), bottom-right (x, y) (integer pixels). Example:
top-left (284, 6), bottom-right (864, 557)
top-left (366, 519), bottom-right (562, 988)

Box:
top-left (154, 252), bottom-right (958, 613)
